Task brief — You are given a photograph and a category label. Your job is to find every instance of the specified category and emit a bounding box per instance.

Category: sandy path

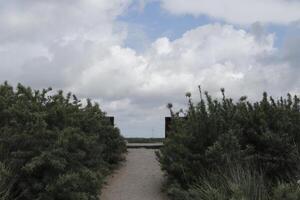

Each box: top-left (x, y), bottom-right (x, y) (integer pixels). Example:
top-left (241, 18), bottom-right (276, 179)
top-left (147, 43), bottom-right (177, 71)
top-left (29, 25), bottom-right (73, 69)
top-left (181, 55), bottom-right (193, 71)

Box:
top-left (100, 149), bottom-right (168, 200)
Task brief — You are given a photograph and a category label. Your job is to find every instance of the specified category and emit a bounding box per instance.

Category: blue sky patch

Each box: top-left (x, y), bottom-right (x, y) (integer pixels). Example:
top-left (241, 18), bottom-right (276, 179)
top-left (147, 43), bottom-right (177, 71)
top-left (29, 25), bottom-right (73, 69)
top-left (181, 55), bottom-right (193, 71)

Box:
top-left (118, 1), bottom-right (298, 52)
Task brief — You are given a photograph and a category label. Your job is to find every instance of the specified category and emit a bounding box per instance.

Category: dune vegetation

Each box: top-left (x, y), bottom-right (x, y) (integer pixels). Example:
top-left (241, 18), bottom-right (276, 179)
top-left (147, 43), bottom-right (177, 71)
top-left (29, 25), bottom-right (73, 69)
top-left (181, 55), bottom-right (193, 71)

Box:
top-left (0, 82), bottom-right (126, 200)
top-left (158, 86), bottom-right (300, 200)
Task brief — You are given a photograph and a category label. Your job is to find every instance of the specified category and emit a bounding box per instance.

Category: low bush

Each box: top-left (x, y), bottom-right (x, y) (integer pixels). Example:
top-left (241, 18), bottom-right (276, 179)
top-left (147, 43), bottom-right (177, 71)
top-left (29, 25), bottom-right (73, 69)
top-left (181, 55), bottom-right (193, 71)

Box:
top-left (158, 86), bottom-right (300, 199)
top-left (0, 82), bottom-right (126, 200)
top-left (272, 183), bottom-right (300, 200)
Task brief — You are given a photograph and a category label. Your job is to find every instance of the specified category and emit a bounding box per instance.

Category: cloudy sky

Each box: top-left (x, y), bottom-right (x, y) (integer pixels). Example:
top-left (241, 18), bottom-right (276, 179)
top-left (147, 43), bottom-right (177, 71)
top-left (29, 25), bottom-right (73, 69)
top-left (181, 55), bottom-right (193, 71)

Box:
top-left (0, 0), bottom-right (299, 137)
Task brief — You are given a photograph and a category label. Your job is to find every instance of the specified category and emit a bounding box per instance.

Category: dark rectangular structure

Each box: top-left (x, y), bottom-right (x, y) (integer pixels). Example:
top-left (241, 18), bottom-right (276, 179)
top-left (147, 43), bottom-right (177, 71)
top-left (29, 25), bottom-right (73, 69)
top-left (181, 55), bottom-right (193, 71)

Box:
top-left (105, 116), bottom-right (114, 126)
top-left (165, 117), bottom-right (172, 138)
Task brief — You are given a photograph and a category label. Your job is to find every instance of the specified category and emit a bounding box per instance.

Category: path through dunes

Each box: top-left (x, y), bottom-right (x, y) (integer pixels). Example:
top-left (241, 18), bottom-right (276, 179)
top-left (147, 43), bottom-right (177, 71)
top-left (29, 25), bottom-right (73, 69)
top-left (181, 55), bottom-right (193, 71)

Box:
top-left (100, 148), bottom-right (168, 200)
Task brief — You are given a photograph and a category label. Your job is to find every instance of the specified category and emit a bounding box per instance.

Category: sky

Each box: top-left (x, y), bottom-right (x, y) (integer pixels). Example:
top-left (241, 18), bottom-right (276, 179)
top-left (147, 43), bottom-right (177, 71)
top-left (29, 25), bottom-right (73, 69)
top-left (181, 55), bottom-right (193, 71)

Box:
top-left (0, 0), bottom-right (300, 137)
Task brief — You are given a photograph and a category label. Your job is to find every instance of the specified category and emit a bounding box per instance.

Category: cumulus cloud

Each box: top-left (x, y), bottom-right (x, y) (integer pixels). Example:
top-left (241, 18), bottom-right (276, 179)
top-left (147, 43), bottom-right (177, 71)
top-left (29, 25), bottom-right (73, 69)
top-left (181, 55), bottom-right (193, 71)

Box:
top-left (0, 0), bottom-right (131, 86)
top-left (0, 1), bottom-right (299, 137)
top-left (161, 0), bottom-right (300, 25)
top-left (141, 24), bottom-right (298, 102)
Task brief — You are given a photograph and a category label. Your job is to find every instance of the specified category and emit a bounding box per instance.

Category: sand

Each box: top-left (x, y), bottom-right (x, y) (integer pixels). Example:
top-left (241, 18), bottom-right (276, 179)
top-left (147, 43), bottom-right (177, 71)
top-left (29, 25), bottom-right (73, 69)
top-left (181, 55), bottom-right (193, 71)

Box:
top-left (100, 148), bottom-right (168, 200)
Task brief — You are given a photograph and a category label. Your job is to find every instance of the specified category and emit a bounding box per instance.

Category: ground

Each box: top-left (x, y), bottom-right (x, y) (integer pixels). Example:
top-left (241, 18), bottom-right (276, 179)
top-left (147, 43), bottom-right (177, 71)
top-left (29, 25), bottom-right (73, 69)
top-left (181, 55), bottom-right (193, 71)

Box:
top-left (100, 148), bottom-right (168, 200)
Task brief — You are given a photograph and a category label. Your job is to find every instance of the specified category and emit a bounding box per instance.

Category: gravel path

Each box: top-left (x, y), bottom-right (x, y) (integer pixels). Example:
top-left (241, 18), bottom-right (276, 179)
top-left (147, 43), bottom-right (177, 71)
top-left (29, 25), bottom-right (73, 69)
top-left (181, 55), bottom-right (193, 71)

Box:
top-left (100, 149), bottom-right (168, 200)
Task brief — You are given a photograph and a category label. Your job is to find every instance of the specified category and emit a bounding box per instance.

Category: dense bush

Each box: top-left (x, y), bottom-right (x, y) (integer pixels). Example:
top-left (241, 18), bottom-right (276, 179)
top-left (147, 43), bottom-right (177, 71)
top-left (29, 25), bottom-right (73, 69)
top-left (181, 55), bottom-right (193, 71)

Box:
top-left (0, 82), bottom-right (126, 200)
top-left (166, 165), bottom-right (269, 200)
top-left (158, 86), bottom-right (300, 199)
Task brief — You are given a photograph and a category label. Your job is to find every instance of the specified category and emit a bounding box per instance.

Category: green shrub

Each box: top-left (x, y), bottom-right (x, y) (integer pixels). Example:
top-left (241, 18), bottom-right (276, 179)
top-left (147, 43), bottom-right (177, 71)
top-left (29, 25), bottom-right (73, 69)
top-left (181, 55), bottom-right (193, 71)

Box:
top-left (158, 86), bottom-right (300, 199)
top-left (272, 183), bottom-right (300, 200)
top-left (0, 162), bottom-right (14, 200)
top-left (0, 82), bottom-right (126, 200)
top-left (165, 165), bottom-right (269, 200)
top-left (189, 165), bottom-right (268, 200)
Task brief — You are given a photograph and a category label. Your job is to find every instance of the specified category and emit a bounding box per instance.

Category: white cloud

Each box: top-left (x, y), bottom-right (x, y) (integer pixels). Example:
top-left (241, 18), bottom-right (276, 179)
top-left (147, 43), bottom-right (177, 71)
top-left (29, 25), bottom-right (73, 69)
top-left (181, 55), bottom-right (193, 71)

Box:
top-left (161, 0), bottom-right (300, 25)
top-left (0, 1), bottom-right (299, 137)
top-left (71, 45), bottom-right (148, 99)
top-left (0, 0), bottom-right (130, 43)
top-left (0, 0), bottom-right (131, 86)
top-left (142, 24), bottom-right (279, 98)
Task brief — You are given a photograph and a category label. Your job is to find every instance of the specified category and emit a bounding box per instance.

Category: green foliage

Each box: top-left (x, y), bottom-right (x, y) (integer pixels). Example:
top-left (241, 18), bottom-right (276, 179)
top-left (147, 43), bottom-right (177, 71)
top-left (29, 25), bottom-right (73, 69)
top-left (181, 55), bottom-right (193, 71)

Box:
top-left (272, 183), bottom-right (300, 200)
top-left (165, 165), bottom-right (269, 200)
top-left (188, 165), bottom-right (268, 200)
top-left (158, 87), bottom-right (300, 199)
top-left (0, 82), bottom-right (126, 200)
top-left (0, 162), bottom-right (14, 200)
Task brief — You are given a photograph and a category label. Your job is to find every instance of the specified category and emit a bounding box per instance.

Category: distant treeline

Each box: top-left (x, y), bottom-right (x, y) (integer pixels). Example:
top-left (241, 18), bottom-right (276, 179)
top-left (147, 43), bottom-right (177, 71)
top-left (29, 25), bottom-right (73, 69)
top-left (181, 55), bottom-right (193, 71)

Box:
top-left (126, 137), bottom-right (164, 143)
top-left (158, 87), bottom-right (300, 200)
top-left (0, 82), bottom-right (126, 200)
